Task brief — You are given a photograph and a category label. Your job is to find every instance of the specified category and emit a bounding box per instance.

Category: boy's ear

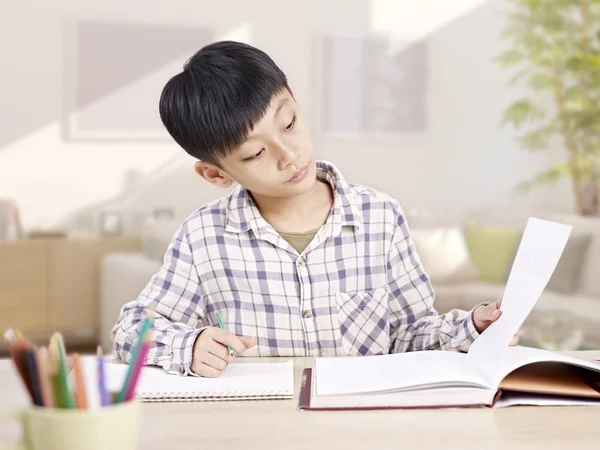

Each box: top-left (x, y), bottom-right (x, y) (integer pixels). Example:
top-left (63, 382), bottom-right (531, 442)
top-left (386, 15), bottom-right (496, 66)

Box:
top-left (194, 161), bottom-right (234, 188)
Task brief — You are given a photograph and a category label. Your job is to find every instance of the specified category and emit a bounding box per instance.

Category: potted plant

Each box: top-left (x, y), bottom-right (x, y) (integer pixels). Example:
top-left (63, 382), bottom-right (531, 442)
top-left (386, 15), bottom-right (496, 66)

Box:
top-left (497, 0), bottom-right (600, 216)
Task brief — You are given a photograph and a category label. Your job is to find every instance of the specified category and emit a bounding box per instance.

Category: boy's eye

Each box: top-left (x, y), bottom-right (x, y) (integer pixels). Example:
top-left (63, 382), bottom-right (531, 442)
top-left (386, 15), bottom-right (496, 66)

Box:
top-left (245, 148), bottom-right (265, 161)
top-left (285, 114), bottom-right (297, 131)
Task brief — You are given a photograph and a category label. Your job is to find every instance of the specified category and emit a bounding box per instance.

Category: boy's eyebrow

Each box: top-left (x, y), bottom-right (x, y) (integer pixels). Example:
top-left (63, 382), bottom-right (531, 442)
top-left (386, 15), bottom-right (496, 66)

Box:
top-left (240, 98), bottom-right (290, 148)
top-left (274, 98), bottom-right (289, 118)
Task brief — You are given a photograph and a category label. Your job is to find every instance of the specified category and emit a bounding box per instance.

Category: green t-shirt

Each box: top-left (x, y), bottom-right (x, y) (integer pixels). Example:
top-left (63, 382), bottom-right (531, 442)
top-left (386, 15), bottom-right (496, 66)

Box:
top-left (277, 228), bottom-right (320, 254)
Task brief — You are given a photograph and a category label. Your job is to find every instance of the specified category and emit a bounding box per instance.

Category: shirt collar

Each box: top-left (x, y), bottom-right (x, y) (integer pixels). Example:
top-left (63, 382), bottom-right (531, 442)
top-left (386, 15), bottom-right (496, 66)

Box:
top-left (224, 160), bottom-right (362, 234)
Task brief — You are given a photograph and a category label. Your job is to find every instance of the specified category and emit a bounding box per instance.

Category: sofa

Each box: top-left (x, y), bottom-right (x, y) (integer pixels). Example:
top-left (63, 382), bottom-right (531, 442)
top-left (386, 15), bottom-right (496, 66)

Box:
top-left (99, 210), bottom-right (600, 353)
top-left (408, 210), bottom-right (600, 351)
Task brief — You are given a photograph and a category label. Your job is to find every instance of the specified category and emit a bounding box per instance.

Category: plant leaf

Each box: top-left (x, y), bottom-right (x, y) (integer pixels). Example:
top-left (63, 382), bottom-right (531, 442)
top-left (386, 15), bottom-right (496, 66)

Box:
top-left (514, 162), bottom-right (572, 194)
top-left (501, 100), bottom-right (546, 128)
top-left (517, 124), bottom-right (557, 150)
top-left (496, 49), bottom-right (524, 67)
top-left (529, 72), bottom-right (553, 90)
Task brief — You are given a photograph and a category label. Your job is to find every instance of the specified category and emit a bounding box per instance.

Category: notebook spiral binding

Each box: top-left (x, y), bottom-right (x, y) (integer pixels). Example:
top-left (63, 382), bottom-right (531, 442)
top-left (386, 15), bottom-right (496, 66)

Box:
top-left (137, 388), bottom-right (293, 402)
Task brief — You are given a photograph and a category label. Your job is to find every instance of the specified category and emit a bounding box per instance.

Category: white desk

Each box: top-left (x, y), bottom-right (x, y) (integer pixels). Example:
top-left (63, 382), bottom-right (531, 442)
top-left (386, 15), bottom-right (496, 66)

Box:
top-left (2, 352), bottom-right (600, 450)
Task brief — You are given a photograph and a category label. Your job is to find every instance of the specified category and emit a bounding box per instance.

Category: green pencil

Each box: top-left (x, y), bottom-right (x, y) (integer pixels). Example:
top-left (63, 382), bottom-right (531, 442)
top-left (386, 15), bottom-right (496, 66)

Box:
top-left (116, 316), bottom-right (152, 403)
top-left (215, 311), bottom-right (235, 357)
top-left (52, 333), bottom-right (74, 408)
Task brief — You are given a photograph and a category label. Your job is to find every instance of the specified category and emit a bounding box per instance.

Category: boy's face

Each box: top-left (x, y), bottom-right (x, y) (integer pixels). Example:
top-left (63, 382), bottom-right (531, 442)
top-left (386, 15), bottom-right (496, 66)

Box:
top-left (194, 89), bottom-right (317, 198)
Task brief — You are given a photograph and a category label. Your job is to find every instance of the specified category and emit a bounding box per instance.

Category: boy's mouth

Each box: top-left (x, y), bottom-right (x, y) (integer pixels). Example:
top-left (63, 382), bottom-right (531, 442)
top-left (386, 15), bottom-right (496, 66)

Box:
top-left (286, 163), bottom-right (309, 184)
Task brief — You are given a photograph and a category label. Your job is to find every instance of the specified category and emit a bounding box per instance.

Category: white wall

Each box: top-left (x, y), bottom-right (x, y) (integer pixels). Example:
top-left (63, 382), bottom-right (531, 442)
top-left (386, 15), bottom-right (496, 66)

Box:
top-left (324, 0), bottom-right (575, 217)
top-left (0, 0), bottom-right (577, 233)
top-left (0, 0), bottom-right (371, 231)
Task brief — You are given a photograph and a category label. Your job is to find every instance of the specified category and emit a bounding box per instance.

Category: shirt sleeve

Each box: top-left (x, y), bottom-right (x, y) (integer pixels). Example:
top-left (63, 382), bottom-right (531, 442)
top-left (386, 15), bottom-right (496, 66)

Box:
top-left (386, 202), bottom-right (481, 353)
top-left (111, 222), bottom-right (206, 376)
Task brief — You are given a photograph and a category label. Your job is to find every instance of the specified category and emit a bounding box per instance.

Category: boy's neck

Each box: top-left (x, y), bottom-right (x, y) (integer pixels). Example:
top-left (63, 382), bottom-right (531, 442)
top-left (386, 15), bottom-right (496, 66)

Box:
top-left (251, 180), bottom-right (333, 233)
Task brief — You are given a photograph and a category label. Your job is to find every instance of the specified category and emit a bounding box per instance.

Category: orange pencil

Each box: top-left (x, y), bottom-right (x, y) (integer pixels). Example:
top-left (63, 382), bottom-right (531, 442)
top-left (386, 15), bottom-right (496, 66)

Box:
top-left (72, 353), bottom-right (88, 409)
top-left (36, 347), bottom-right (55, 408)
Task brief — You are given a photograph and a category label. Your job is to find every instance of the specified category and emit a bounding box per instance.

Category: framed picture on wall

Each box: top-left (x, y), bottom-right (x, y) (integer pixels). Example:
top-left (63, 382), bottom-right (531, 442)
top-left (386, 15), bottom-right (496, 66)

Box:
top-left (312, 32), bottom-right (428, 137)
top-left (62, 19), bottom-right (214, 142)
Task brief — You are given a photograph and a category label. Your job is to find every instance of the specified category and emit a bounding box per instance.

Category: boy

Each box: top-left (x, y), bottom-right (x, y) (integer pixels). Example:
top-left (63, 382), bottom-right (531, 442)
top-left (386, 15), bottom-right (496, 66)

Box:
top-left (112, 40), bottom-right (509, 378)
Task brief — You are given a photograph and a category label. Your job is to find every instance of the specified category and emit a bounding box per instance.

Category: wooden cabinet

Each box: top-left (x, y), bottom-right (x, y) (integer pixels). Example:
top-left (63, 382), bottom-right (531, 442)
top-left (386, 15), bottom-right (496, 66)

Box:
top-left (0, 235), bottom-right (140, 350)
top-left (0, 240), bottom-right (49, 335)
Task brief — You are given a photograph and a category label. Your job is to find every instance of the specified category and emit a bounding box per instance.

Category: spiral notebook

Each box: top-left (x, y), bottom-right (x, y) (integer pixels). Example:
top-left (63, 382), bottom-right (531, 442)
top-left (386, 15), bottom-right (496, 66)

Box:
top-left (80, 357), bottom-right (294, 403)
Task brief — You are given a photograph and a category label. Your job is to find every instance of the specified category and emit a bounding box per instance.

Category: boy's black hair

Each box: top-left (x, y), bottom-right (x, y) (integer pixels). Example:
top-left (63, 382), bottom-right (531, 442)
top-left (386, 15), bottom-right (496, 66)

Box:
top-left (158, 40), bottom-right (289, 164)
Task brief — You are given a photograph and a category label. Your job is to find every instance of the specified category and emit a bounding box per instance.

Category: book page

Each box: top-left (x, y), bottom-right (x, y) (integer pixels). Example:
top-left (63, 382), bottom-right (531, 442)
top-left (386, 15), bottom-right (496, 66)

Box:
top-left (314, 350), bottom-right (487, 396)
top-left (498, 358), bottom-right (600, 398)
top-left (494, 392), bottom-right (600, 408)
top-left (489, 345), bottom-right (600, 388)
top-left (467, 218), bottom-right (572, 380)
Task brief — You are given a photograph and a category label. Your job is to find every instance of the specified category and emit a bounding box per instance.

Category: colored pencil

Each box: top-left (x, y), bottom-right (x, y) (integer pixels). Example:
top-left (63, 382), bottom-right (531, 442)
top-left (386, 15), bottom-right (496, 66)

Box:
top-left (23, 348), bottom-right (44, 407)
top-left (3, 329), bottom-right (34, 401)
top-left (71, 353), bottom-right (87, 409)
top-left (116, 316), bottom-right (152, 403)
top-left (49, 334), bottom-right (74, 408)
top-left (54, 333), bottom-right (74, 409)
top-left (36, 347), bottom-right (54, 408)
top-left (124, 336), bottom-right (150, 402)
top-left (48, 340), bottom-right (65, 408)
top-left (97, 346), bottom-right (111, 407)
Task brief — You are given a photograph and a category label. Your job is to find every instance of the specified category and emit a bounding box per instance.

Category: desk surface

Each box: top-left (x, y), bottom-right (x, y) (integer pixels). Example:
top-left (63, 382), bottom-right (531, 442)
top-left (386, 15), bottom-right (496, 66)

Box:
top-left (2, 351), bottom-right (600, 449)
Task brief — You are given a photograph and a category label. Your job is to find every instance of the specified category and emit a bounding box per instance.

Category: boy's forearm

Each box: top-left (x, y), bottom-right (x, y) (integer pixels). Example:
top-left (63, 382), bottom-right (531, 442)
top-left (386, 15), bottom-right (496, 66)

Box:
top-left (390, 306), bottom-right (481, 353)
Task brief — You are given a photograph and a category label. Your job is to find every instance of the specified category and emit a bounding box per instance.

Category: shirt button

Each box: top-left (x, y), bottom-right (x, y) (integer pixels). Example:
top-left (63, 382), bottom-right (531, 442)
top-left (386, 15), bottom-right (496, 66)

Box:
top-left (303, 310), bottom-right (313, 319)
top-left (297, 256), bottom-right (306, 265)
top-left (179, 364), bottom-right (185, 374)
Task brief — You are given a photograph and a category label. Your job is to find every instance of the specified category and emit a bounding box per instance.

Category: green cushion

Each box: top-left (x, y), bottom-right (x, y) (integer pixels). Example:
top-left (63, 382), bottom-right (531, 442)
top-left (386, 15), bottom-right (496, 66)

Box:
top-left (464, 225), bottom-right (522, 283)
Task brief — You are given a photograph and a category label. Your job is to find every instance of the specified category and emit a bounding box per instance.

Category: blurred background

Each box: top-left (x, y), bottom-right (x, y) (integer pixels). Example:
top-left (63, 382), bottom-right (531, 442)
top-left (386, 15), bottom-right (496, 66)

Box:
top-left (1, 0), bottom-right (599, 355)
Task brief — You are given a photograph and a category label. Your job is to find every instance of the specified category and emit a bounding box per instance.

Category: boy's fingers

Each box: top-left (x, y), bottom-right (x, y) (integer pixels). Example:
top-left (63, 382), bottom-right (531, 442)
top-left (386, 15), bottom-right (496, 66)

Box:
top-left (207, 340), bottom-right (234, 362)
top-left (477, 303), bottom-right (502, 321)
top-left (240, 336), bottom-right (257, 349)
top-left (212, 329), bottom-right (247, 354)
top-left (195, 363), bottom-right (223, 378)
top-left (198, 351), bottom-right (228, 371)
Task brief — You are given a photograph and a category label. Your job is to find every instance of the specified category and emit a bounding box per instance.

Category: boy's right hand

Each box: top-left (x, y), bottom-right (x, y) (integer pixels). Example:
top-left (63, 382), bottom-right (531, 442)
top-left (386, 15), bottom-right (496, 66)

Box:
top-left (191, 327), bottom-right (256, 377)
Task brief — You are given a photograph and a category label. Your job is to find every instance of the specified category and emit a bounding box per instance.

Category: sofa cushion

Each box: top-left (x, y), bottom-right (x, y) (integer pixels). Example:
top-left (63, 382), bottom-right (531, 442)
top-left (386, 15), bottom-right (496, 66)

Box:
top-left (581, 234), bottom-right (600, 296)
top-left (411, 227), bottom-right (479, 284)
top-left (432, 281), bottom-right (505, 312)
top-left (546, 233), bottom-right (592, 294)
top-left (463, 225), bottom-right (522, 284)
top-left (432, 281), bottom-right (600, 333)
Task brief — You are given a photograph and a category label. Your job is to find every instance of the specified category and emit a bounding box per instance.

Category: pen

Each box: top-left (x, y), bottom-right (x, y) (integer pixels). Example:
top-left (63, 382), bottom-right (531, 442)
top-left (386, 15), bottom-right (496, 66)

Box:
top-left (215, 311), bottom-right (235, 357)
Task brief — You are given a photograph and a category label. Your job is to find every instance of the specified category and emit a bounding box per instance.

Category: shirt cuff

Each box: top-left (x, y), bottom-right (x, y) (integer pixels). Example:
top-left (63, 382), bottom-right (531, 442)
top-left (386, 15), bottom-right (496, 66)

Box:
top-left (160, 327), bottom-right (206, 376)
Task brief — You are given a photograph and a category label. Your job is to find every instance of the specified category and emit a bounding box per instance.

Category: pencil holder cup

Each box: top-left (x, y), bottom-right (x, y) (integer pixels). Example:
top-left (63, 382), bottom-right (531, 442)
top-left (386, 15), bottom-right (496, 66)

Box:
top-left (0, 398), bottom-right (141, 450)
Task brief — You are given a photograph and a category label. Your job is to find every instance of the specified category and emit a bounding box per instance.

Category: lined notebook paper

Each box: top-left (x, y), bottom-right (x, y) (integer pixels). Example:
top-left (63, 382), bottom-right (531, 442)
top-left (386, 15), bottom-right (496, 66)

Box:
top-left (79, 357), bottom-right (294, 403)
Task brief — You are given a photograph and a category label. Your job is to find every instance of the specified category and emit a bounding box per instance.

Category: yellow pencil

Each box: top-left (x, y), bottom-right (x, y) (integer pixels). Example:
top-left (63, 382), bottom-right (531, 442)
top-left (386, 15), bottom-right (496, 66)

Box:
top-left (36, 347), bottom-right (54, 408)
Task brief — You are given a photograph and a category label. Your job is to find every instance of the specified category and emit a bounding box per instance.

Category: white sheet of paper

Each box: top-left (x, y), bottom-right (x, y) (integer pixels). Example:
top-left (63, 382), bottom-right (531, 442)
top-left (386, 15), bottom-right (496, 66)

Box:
top-left (468, 217), bottom-right (572, 378)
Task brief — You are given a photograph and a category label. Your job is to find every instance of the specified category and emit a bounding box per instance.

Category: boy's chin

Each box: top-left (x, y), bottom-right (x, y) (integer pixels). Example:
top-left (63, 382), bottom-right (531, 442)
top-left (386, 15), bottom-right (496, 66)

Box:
top-left (264, 175), bottom-right (317, 198)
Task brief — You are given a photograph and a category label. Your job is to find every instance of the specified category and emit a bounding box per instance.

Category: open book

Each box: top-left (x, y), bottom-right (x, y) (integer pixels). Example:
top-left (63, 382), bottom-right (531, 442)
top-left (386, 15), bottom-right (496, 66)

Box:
top-left (299, 218), bottom-right (600, 410)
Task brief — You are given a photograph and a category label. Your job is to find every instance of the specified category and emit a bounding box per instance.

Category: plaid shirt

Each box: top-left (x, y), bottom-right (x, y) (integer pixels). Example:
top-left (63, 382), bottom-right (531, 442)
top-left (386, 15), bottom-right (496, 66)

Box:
top-left (111, 161), bottom-right (480, 376)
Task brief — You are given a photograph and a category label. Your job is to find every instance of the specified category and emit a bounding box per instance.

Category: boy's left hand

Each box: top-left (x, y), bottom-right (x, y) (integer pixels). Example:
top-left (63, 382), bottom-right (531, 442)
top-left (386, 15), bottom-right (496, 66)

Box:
top-left (473, 299), bottom-right (519, 345)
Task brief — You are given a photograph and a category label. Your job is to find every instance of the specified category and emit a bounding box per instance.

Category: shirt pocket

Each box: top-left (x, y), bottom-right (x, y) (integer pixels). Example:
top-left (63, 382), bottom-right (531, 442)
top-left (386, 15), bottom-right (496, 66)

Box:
top-left (336, 287), bottom-right (390, 356)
